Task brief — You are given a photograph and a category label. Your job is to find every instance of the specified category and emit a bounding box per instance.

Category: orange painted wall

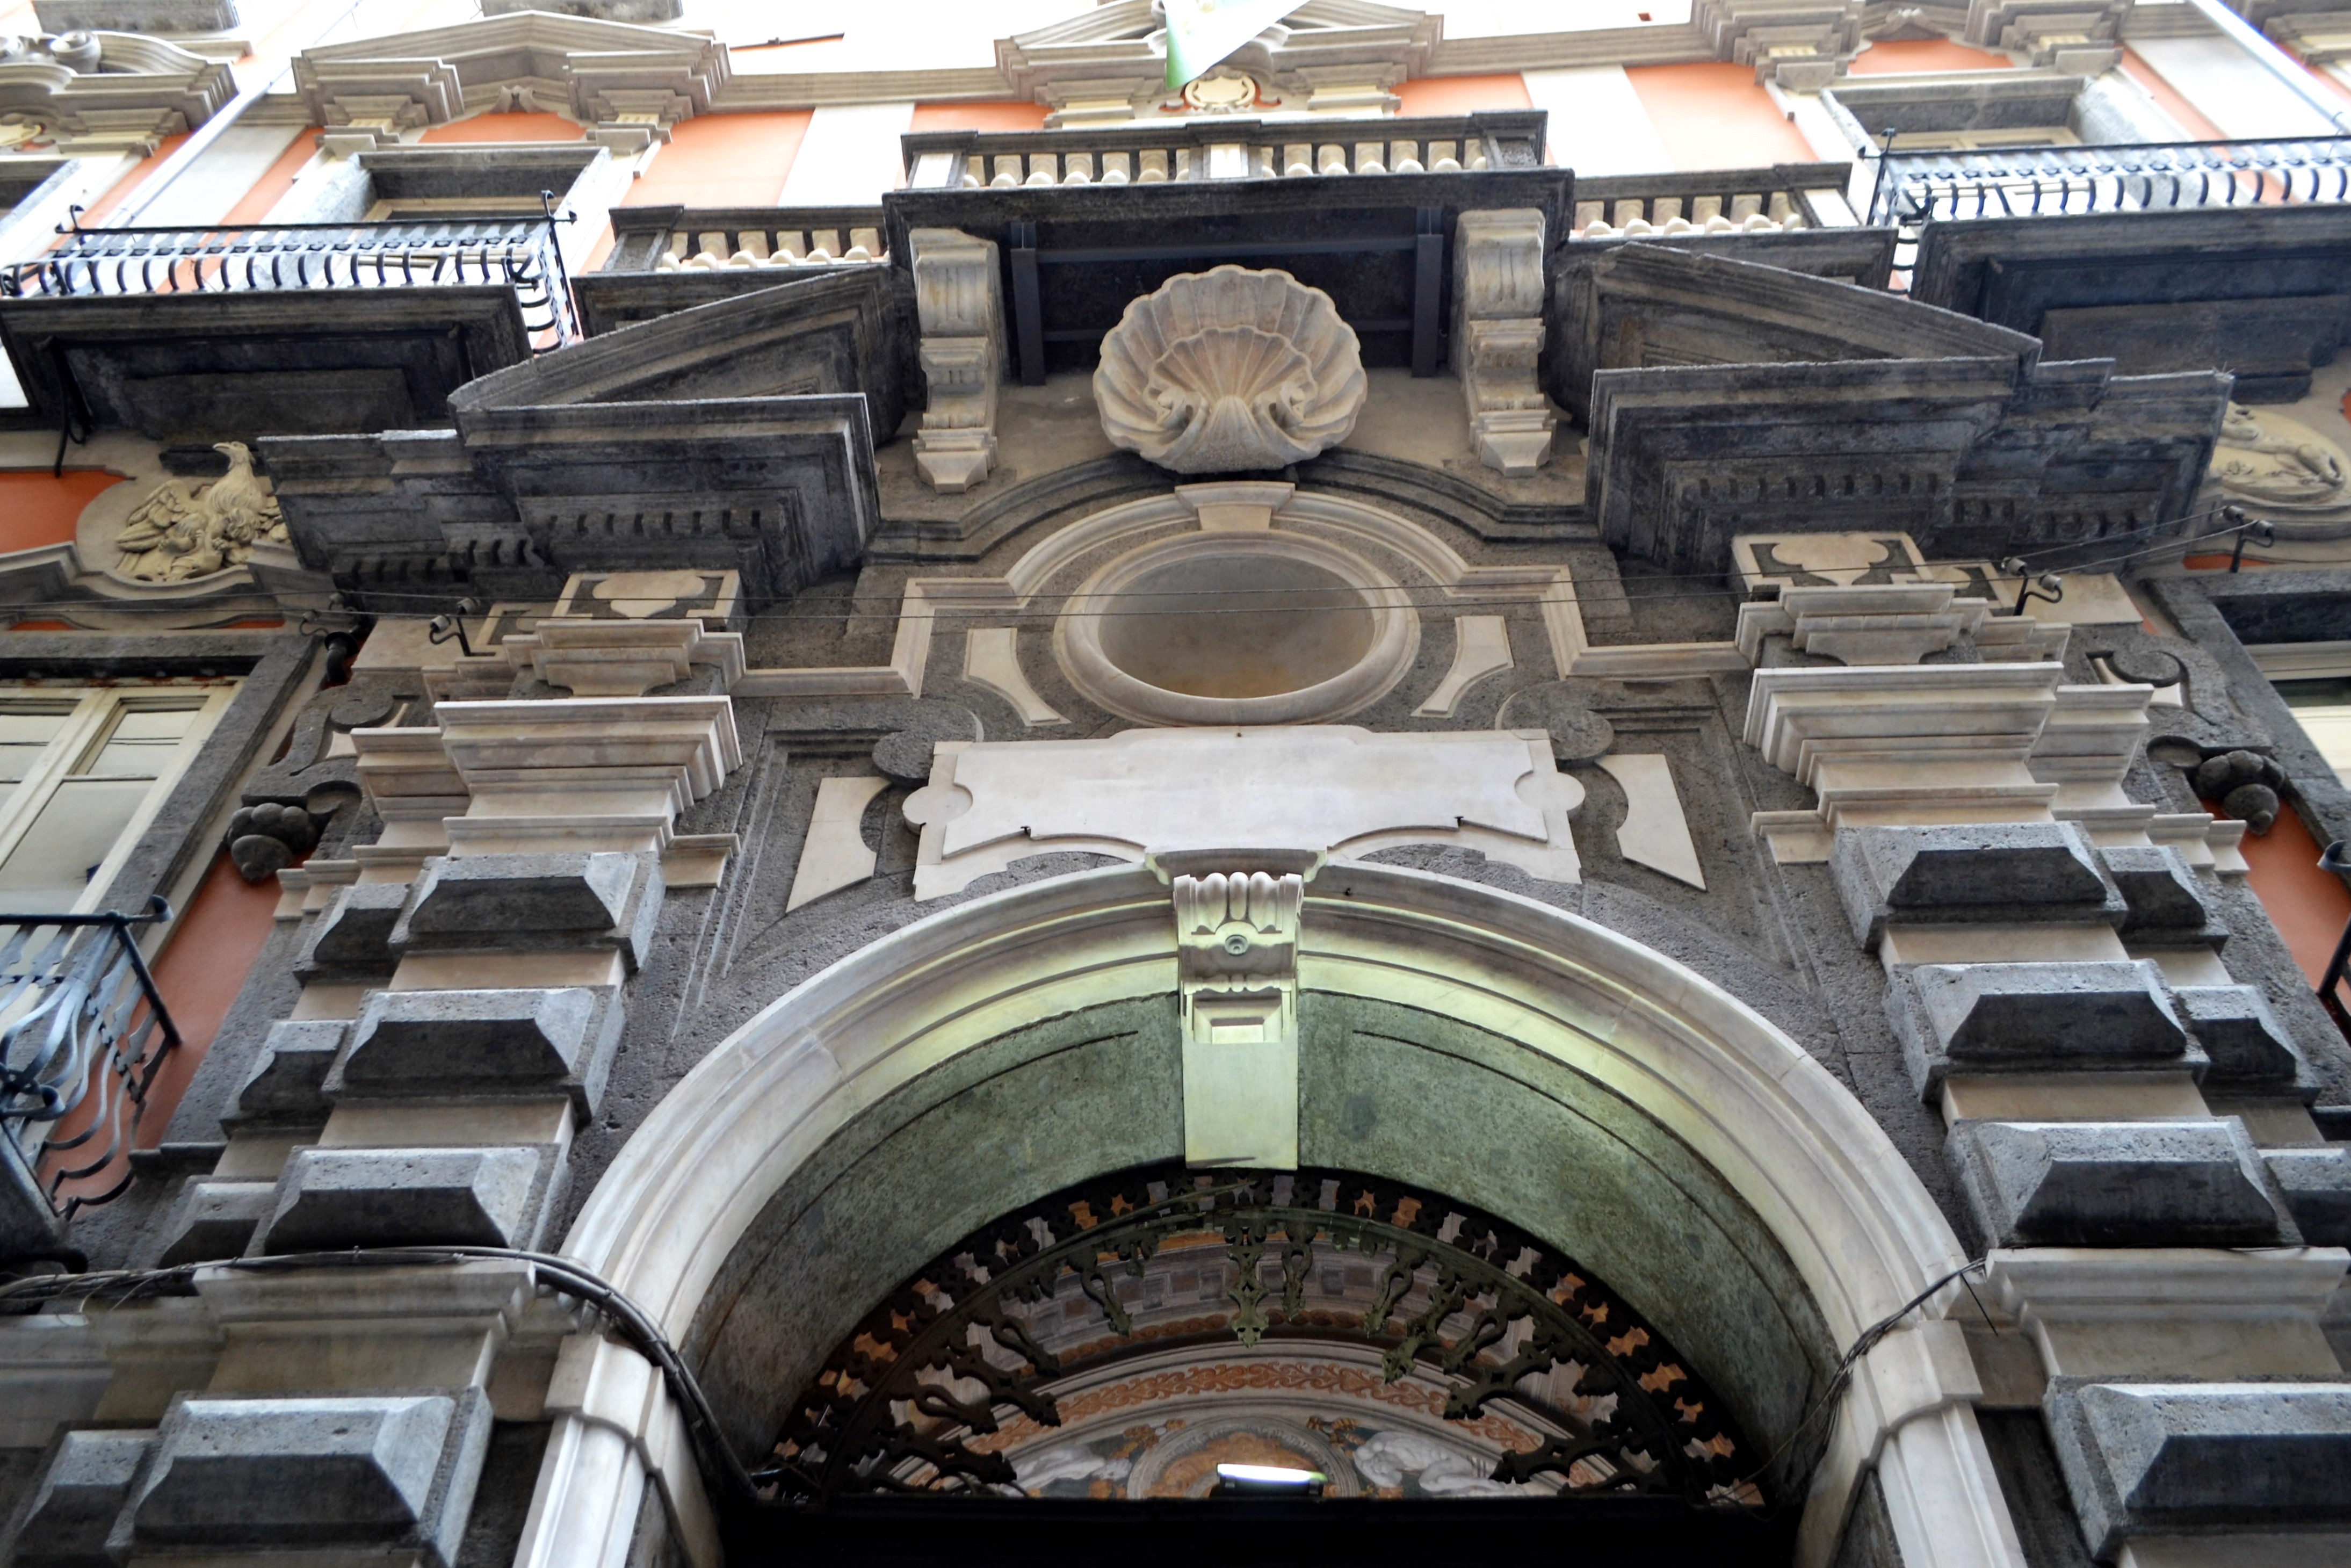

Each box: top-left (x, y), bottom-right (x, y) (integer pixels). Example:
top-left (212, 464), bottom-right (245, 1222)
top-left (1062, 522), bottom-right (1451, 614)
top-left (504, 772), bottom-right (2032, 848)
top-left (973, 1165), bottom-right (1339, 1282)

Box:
top-left (0, 471), bottom-right (125, 555)
top-left (2226, 803), bottom-right (2351, 1002)
top-left (1624, 63), bottom-right (1815, 169)
top-left (221, 129), bottom-right (323, 225)
top-left (910, 100), bottom-right (1050, 132)
top-left (622, 111), bottom-right (814, 208)
top-left (1394, 74), bottom-right (1533, 115)
top-left (2122, 48), bottom-right (2224, 138)
top-left (43, 849), bottom-right (286, 1207)
top-left (76, 134), bottom-right (190, 227)
top-left (133, 850), bottom-right (286, 1150)
top-left (1848, 39), bottom-right (2012, 74)
top-left (421, 112), bottom-right (583, 144)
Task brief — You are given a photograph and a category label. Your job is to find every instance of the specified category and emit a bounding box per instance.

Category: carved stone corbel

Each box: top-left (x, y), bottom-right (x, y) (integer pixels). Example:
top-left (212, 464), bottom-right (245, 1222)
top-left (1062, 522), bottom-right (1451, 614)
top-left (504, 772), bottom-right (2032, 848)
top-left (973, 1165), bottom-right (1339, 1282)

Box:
top-left (1173, 868), bottom-right (1303, 1169)
top-left (1452, 208), bottom-right (1554, 478)
top-left (909, 227), bottom-right (1004, 494)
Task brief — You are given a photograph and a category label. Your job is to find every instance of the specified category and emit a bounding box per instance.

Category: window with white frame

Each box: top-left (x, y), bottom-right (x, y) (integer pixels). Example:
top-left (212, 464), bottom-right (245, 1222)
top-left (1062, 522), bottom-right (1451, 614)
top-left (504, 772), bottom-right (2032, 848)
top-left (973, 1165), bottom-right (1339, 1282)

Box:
top-left (0, 681), bottom-right (236, 914)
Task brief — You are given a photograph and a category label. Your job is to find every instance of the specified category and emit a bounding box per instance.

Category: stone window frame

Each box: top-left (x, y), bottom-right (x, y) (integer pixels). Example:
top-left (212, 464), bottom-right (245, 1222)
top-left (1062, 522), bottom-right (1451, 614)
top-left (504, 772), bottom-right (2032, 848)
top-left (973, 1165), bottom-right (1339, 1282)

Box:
top-left (1820, 69), bottom-right (2186, 156)
top-left (267, 143), bottom-right (609, 230)
top-left (0, 680), bottom-right (237, 915)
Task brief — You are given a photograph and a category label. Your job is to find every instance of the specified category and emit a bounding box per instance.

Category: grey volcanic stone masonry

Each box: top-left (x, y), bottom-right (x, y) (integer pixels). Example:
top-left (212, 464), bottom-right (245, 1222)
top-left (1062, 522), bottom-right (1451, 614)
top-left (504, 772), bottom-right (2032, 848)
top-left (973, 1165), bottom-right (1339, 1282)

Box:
top-left (1946, 1118), bottom-right (2286, 1248)
top-left (226, 1020), bottom-right (346, 1122)
top-left (2172, 986), bottom-right (2312, 1092)
top-left (2045, 1379), bottom-right (2351, 1557)
top-left (392, 851), bottom-right (663, 971)
top-left (155, 1178), bottom-right (274, 1266)
top-left (3, 1428), bottom-right (155, 1568)
top-left (2096, 845), bottom-right (2222, 947)
top-left (1888, 960), bottom-right (2201, 1095)
top-left (296, 883), bottom-right (410, 976)
top-left (32, 0), bottom-right (238, 29)
top-left (332, 986), bottom-right (622, 1114)
top-left (1833, 823), bottom-right (2123, 948)
top-left (263, 1147), bottom-right (542, 1252)
top-left (125, 1390), bottom-right (490, 1567)
top-left (2263, 1147), bottom-right (2351, 1247)
top-left (402, 853), bottom-right (636, 935)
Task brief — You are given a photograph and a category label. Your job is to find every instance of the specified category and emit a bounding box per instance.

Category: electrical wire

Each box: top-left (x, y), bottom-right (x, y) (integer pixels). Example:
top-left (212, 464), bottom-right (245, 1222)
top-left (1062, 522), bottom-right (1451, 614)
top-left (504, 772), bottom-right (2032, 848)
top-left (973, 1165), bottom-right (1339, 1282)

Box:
top-left (0, 1245), bottom-right (765, 1507)
top-left (1734, 1257), bottom-right (1991, 1510)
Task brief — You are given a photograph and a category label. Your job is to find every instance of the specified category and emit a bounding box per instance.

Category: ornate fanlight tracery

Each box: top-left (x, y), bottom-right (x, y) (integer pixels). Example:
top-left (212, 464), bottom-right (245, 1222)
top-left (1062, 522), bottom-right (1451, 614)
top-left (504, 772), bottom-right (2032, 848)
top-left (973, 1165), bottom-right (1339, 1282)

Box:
top-left (770, 1166), bottom-right (1766, 1512)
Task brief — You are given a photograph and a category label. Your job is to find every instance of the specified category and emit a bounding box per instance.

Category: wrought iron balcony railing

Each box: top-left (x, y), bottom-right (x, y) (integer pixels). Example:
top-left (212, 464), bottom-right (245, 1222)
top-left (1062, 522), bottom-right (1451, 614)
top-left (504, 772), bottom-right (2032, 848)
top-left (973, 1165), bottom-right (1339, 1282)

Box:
top-left (0, 898), bottom-right (179, 1220)
top-left (1, 204), bottom-right (581, 346)
top-left (1865, 134), bottom-right (2351, 228)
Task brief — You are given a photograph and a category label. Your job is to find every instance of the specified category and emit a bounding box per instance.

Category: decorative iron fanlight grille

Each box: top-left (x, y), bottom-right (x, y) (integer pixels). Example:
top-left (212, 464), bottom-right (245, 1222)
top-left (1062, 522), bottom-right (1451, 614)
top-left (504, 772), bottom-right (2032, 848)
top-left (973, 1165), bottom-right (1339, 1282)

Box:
top-left (771, 1166), bottom-right (1764, 1511)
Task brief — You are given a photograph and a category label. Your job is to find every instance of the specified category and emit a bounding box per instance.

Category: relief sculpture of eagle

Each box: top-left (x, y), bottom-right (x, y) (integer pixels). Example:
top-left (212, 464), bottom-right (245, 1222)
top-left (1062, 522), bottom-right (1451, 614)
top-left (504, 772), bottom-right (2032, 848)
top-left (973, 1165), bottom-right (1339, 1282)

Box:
top-left (114, 442), bottom-right (290, 583)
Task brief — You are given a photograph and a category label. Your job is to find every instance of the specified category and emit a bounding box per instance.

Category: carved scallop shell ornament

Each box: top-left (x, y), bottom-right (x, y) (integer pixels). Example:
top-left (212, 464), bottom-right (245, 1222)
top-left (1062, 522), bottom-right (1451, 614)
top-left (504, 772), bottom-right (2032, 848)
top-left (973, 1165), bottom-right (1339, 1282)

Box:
top-left (1094, 265), bottom-right (1366, 473)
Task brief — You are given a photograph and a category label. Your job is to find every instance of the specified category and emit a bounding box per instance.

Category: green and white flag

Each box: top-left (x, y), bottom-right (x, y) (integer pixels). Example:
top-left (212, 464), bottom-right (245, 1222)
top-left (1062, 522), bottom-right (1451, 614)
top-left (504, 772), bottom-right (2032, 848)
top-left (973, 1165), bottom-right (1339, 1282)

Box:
top-left (1163, 0), bottom-right (1311, 92)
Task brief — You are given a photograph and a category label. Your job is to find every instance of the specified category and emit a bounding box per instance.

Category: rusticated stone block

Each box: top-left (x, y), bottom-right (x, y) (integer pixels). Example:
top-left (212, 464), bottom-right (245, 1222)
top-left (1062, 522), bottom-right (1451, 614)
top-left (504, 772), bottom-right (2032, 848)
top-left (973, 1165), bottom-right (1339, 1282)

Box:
top-left (2174, 985), bottom-right (2310, 1089)
top-left (1889, 959), bottom-right (2199, 1095)
top-left (393, 851), bottom-right (662, 969)
top-left (1832, 821), bottom-right (2122, 947)
top-left (295, 883), bottom-right (409, 973)
top-left (263, 1146), bottom-right (541, 1252)
top-left (5, 1428), bottom-right (155, 1568)
top-left (2045, 1379), bottom-right (2351, 1556)
top-left (2264, 1146), bottom-right (2351, 1247)
top-left (1948, 1119), bottom-right (2285, 1247)
top-left (155, 1179), bottom-right (276, 1267)
top-left (401, 852), bottom-right (635, 935)
top-left (228, 1020), bottom-right (346, 1122)
top-left (2099, 844), bottom-right (2223, 946)
top-left (126, 1390), bottom-right (490, 1567)
top-left (332, 986), bottom-right (619, 1113)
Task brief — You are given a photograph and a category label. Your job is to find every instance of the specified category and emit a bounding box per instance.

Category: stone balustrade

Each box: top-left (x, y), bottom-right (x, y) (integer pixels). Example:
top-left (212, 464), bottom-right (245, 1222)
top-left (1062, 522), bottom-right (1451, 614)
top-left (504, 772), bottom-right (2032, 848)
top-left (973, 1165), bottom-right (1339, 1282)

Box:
top-left (899, 110), bottom-right (1546, 190)
top-left (1569, 162), bottom-right (1859, 239)
top-left (599, 204), bottom-right (888, 273)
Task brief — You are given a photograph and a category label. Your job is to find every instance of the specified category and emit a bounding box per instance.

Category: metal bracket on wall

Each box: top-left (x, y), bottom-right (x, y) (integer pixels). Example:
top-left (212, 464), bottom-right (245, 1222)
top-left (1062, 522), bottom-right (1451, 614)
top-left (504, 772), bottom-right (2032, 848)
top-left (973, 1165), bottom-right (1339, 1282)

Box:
top-left (1008, 220), bottom-right (1045, 386)
top-left (1412, 205), bottom-right (1444, 378)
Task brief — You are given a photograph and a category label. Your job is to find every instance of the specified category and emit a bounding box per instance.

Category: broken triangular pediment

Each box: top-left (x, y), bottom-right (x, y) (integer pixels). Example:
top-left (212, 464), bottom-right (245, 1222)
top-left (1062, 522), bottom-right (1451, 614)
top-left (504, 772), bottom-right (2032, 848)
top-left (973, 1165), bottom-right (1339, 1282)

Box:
top-left (267, 272), bottom-right (899, 606)
top-left (0, 31), bottom-right (235, 146)
top-left (451, 268), bottom-right (910, 439)
top-left (292, 10), bottom-right (729, 129)
top-left (1557, 242), bottom-right (2040, 421)
top-left (997, 0), bottom-right (1439, 104)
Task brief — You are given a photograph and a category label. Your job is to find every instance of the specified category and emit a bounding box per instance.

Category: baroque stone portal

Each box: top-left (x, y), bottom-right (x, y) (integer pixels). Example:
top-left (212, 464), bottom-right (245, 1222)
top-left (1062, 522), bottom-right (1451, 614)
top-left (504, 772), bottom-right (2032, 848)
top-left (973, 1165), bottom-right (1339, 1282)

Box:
top-left (1095, 266), bottom-right (1367, 473)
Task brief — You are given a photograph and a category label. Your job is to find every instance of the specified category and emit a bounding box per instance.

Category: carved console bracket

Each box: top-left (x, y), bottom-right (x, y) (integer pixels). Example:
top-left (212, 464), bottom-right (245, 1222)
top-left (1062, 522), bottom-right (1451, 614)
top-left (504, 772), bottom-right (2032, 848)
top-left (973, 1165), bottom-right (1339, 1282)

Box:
top-left (909, 227), bottom-right (1004, 494)
top-left (1452, 209), bottom-right (1553, 478)
top-left (1162, 854), bottom-right (1312, 1170)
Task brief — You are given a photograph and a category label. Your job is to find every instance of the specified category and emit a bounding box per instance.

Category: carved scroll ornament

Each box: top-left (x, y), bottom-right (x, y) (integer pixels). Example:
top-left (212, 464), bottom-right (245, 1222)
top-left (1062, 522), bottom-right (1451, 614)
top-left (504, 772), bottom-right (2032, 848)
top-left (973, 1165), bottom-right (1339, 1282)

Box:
top-left (1094, 265), bottom-right (1366, 473)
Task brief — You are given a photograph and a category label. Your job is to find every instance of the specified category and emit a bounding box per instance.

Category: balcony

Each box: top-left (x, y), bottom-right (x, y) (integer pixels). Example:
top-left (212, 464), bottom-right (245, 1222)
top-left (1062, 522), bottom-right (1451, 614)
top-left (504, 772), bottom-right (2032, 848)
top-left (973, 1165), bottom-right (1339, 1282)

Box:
top-left (899, 110), bottom-right (1546, 189)
top-left (1867, 133), bottom-right (2351, 226)
top-left (1, 210), bottom-right (581, 346)
top-left (0, 900), bottom-right (179, 1249)
top-left (575, 204), bottom-right (891, 334)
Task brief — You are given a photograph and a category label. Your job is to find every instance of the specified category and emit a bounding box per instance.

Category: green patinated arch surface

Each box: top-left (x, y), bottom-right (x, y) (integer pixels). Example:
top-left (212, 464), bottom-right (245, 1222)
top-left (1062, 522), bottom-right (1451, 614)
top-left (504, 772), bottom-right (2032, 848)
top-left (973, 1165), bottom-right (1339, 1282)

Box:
top-left (684, 991), bottom-right (1835, 1473)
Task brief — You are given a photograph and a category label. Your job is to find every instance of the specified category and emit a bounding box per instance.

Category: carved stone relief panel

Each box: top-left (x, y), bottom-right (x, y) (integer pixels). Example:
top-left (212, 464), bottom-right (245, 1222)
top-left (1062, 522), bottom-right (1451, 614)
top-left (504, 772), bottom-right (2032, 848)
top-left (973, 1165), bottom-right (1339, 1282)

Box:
top-left (112, 442), bottom-right (287, 582)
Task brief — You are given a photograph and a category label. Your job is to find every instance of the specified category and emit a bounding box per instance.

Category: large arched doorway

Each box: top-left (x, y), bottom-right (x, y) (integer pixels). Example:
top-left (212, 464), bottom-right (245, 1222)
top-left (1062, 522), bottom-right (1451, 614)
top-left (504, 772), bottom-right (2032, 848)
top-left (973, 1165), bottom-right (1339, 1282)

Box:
top-left (524, 862), bottom-right (2019, 1568)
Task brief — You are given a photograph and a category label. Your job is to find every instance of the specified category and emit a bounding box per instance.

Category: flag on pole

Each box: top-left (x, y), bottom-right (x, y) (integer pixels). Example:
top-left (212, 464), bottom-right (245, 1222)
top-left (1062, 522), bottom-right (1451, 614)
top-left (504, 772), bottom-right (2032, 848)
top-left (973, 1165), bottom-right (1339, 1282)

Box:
top-left (1163, 0), bottom-right (1312, 92)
